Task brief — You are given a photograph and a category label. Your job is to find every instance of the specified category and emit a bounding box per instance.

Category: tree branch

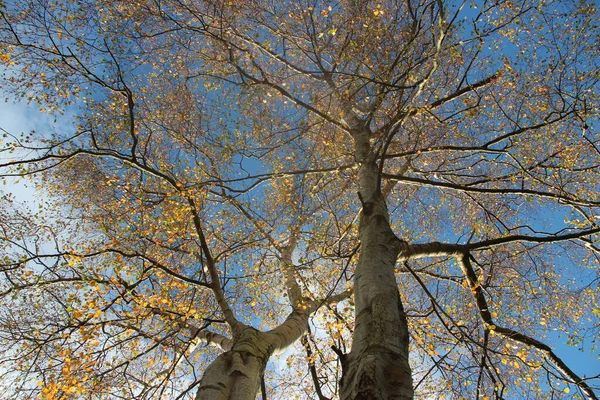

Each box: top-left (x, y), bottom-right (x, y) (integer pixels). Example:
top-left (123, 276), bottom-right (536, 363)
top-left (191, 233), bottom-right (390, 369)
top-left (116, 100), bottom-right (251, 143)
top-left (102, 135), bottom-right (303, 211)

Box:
top-left (456, 253), bottom-right (598, 400)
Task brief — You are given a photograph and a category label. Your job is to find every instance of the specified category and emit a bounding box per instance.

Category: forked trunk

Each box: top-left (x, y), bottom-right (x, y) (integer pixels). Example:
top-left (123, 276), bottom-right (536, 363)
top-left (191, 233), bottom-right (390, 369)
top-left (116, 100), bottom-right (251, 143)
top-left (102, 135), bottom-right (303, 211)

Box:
top-left (195, 309), bottom-right (312, 399)
top-left (195, 327), bottom-right (272, 400)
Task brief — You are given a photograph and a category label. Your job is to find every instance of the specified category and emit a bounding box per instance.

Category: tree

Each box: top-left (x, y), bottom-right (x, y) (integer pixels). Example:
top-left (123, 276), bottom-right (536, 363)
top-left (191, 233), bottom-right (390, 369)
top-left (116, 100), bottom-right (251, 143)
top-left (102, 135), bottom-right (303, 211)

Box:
top-left (1, 0), bottom-right (599, 398)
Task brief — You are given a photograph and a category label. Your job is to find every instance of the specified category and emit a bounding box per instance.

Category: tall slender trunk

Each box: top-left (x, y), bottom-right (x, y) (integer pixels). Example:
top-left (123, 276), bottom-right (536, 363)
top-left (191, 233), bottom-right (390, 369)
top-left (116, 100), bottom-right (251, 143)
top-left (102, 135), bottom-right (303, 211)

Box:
top-left (340, 151), bottom-right (414, 398)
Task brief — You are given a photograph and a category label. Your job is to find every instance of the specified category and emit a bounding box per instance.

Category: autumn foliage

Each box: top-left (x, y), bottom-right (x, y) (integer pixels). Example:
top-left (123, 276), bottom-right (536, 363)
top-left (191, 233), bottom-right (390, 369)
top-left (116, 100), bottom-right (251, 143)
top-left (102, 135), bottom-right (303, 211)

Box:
top-left (0, 0), bottom-right (599, 399)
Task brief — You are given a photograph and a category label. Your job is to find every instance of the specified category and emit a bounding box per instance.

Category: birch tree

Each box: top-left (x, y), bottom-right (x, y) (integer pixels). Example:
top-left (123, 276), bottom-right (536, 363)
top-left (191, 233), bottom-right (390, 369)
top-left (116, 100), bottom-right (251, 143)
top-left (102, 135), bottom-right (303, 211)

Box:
top-left (1, 0), bottom-right (599, 399)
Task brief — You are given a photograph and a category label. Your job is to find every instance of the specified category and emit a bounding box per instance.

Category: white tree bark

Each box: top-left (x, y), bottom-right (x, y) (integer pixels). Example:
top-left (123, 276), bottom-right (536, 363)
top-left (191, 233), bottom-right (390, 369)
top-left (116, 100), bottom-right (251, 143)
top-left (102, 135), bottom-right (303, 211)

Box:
top-left (195, 307), bottom-right (314, 400)
top-left (195, 326), bottom-right (268, 400)
top-left (340, 132), bottom-right (414, 399)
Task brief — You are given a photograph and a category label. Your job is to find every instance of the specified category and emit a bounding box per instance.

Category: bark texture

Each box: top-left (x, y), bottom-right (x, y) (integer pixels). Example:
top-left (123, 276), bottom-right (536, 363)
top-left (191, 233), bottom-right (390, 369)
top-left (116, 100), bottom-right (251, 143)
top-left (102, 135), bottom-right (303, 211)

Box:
top-left (195, 326), bottom-right (272, 400)
top-left (340, 155), bottom-right (414, 399)
top-left (195, 308), bottom-right (313, 400)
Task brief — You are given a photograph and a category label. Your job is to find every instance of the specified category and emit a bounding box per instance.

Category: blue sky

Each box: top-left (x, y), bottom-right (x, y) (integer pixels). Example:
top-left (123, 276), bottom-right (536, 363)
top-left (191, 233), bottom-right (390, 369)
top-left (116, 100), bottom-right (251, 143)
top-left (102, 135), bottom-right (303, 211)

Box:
top-left (1, 0), bottom-right (598, 391)
top-left (2, 85), bottom-right (598, 396)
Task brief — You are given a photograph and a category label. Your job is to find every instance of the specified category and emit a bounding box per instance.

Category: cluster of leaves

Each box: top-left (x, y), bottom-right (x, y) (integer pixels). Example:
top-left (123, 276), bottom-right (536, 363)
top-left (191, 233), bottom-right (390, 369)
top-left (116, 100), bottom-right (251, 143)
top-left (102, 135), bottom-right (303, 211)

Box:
top-left (1, 0), bottom-right (599, 399)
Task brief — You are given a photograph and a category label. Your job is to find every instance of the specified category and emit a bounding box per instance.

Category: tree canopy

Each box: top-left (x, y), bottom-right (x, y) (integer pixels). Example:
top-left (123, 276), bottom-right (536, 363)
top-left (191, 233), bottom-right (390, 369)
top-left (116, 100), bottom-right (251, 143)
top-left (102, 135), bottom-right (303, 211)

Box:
top-left (1, 0), bottom-right (599, 399)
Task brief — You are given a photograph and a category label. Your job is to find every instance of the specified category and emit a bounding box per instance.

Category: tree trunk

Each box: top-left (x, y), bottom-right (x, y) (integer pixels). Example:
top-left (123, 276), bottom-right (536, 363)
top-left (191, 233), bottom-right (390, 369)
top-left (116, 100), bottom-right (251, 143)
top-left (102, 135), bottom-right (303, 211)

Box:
top-left (195, 308), bottom-right (312, 400)
top-left (340, 158), bottom-right (414, 399)
top-left (195, 326), bottom-right (272, 400)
